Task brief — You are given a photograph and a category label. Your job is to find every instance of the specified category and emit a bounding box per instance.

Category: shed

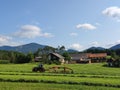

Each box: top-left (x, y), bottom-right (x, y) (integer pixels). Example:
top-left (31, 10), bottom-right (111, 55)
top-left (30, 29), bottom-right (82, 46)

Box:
top-left (70, 53), bottom-right (91, 63)
top-left (34, 56), bottom-right (42, 62)
top-left (48, 53), bottom-right (65, 64)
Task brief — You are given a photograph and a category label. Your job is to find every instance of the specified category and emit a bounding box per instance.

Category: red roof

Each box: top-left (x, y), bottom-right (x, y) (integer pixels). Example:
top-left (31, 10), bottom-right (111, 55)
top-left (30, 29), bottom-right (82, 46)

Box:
top-left (88, 53), bottom-right (107, 58)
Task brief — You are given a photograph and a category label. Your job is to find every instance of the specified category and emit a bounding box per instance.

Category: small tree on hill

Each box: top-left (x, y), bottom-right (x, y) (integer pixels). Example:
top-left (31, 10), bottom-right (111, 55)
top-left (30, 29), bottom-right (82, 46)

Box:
top-left (27, 52), bottom-right (34, 62)
top-left (62, 52), bottom-right (71, 61)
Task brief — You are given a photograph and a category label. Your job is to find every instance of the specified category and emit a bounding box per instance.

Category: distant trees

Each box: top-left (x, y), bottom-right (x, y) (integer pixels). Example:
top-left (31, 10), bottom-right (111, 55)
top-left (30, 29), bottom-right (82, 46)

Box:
top-left (107, 58), bottom-right (120, 67)
top-left (62, 52), bottom-right (71, 61)
top-left (106, 49), bottom-right (120, 67)
top-left (14, 52), bottom-right (34, 64)
top-left (0, 46), bottom-right (65, 64)
top-left (34, 45), bottom-right (67, 64)
top-left (26, 52), bottom-right (34, 62)
top-left (56, 45), bottom-right (65, 54)
top-left (34, 46), bottom-right (56, 64)
top-left (0, 50), bottom-right (17, 61)
top-left (0, 45), bottom-right (68, 64)
top-left (2, 45), bottom-right (120, 66)
top-left (84, 49), bottom-right (106, 53)
top-left (0, 50), bottom-right (33, 64)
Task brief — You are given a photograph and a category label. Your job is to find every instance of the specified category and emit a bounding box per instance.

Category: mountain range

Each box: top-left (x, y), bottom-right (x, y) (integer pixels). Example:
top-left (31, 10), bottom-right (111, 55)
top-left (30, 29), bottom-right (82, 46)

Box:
top-left (87, 44), bottom-right (120, 51)
top-left (110, 44), bottom-right (120, 50)
top-left (0, 43), bottom-right (120, 53)
top-left (67, 49), bottom-right (79, 53)
top-left (86, 47), bottom-right (105, 50)
top-left (0, 43), bottom-right (46, 53)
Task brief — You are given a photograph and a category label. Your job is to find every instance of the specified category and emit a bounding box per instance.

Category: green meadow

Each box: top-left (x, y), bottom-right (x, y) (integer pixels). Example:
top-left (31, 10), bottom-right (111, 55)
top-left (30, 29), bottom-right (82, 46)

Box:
top-left (0, 63), bottom-right (119, 90)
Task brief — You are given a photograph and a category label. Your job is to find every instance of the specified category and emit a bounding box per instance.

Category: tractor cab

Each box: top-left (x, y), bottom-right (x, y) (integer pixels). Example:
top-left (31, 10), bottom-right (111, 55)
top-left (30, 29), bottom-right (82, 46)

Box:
top-left (32, 64), bottom-right (45, 72)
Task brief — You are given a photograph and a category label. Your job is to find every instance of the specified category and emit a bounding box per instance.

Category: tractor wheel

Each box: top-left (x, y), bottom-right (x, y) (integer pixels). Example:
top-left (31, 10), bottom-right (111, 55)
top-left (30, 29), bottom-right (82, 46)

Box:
top-left (39, 68), bottom-right (45, 72)
top-left (32, 67), bottom-right (38, 72)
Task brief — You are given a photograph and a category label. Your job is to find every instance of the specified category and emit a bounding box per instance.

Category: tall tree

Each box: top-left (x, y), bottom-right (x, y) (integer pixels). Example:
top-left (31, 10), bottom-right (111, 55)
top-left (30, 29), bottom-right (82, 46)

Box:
top-left (62, 52), bottom-right (71, 61)
top-left (27, 52), bottom-right (34, 62)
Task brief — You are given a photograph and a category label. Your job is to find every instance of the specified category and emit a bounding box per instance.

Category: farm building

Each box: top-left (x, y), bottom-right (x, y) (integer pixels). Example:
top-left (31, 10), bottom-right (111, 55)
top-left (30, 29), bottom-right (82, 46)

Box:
top-left (34, 56), bottom-right (42, 62)
top-left (69, 53), bottom-right (107, 63)
top-left (69, 53), bottom-right (90, 63)
top-left (88, 53), bottom-right (107, 63)
top-left (48, 53), bottom-right (65, 64)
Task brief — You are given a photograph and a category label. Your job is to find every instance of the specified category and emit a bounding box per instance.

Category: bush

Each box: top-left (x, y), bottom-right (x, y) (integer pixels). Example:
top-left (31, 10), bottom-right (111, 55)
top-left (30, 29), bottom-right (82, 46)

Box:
top-left (107, 59), bottom-right (120, 67)
top-left (113, 59), bottom-right (120, 67)
top-left (53, 60), bottom-right (61, 65)
top-left (0, 60), bottom-right (10, 64)
top-left (15, 54), bottom-right (31, 64)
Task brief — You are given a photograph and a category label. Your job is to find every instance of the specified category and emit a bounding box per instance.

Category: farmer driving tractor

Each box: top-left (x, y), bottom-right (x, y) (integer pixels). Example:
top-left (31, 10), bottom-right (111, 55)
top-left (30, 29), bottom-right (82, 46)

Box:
top-left (32, 63), bottom-right (45, 72)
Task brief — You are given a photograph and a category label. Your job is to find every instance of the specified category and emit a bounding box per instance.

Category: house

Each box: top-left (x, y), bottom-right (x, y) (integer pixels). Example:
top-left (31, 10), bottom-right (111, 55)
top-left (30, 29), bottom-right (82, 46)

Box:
top-left (70, 53), bottom-right (91, 63)
top-left (70, 53), bottom-right (107, 63)
top-left (48, 53), bottom-right (65, 64)
top-left (88, 53), bottom-right (107, 63)
top-left (34, 56), bottom-right (42, 62)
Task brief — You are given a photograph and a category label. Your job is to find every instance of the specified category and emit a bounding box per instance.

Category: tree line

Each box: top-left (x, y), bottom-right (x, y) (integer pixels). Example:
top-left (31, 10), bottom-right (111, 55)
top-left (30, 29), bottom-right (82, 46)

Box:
top-left (0, 46), bottom-right (119, 67)
top-left (0, 46), bottom-right (71, 64)
top-left (0, 50), bottom-right (34, 64)
top-left (34, 46), bottom-right (71, 64)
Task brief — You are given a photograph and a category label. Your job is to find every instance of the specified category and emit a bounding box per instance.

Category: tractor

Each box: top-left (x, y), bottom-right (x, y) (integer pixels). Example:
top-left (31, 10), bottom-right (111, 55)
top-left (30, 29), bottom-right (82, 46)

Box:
top-left (32, 64), bottom-right (45, 72)
top-left (32, 64), bottom-right (74, 74)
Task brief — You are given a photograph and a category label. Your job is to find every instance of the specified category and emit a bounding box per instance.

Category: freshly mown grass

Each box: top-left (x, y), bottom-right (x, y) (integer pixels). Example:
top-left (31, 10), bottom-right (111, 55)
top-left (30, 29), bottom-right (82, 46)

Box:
top-left (0, 63), bottom-right (34, 72)
top-left (62, 63), bottom-right (120, 75)
top-left (0, 82), bottom-right (119, 90)
top-left (0, 74), bottom-right (119, 88)
top-left (0, 63), bottom-right (119, 89)
top-left (0, 63), bottom-right (119, 75)
top-left (0, 71), bottom-right (120, 79)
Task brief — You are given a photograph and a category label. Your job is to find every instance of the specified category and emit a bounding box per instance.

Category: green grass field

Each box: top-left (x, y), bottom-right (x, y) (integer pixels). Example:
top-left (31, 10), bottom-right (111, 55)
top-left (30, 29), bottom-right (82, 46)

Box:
top-left (0, 82), bottom-right (120, 90)
top-left (0, 63), bottom-right (119, 90)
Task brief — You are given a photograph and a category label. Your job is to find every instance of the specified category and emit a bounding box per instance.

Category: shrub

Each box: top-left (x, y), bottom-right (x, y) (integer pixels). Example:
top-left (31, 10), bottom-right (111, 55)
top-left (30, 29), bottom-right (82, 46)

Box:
top-left (53, 60), bottom-right (61, 65)
top-left (15, 54), bottom-right (31, 64)
top-left (0, 60), bottom-right (10, 64)
top-left (113, 59), bottom-right (120, 67)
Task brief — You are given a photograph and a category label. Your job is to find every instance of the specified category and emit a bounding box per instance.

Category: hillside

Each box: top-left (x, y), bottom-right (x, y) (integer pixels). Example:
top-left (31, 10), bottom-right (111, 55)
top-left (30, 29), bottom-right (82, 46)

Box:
top-left (0, 43), bottom-right (46, 53)
top-left (110, 44), bottom-right (120, 50)
top-left (1, 43), bottom-right (120, 53)
top-left (86, 46), bottom-right (105, 50)
top-left (67, 49), bottom-right (79, 53)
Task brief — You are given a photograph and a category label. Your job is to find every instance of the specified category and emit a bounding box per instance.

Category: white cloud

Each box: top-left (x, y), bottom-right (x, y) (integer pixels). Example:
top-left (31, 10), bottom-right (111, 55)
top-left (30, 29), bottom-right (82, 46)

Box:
top-left (42, 33), bottom-right (54, 38)
top-left (14, 25), bottom-right (53, 38)
top-left (70, 43), bottom-right (83, 51)
top-left (0, 35), bottom-right (19, 46)
top-left (90, 41), bottom-right (99, 47)
top-left (0, 35), bottom-right (12, 42)
top-left (15, 25), bottom-right (41, 38)
top-left (70, 33), bottom-right (78, 36)
top-left (102, 6), bottom-right (120, 20)
top-left (76, 23), bottom-right (96, 30)
top-left (0, 35), bottom-right (11, 42)
top-left (115, 40), bottom-right (120, 44)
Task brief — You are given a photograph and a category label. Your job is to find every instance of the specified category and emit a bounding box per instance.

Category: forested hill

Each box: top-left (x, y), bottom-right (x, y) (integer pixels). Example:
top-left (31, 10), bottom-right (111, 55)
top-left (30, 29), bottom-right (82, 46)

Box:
top-left (1, 43), bottom-right (120, 54)
top-left (0, 50), bottom-right (21, 61)
top-left (110, 44), bottom-right (120, 50)
top-left (0, 43), bottom-right (46, 53)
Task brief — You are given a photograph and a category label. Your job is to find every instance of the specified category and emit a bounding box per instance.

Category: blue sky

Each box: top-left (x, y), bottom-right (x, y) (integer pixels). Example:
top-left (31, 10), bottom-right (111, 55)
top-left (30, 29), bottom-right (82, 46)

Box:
top-left (1, 0), bottom-right (120, 51)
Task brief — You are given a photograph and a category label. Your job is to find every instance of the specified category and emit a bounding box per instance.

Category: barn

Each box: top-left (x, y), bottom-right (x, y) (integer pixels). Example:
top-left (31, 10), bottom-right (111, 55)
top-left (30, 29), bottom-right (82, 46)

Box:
top-left (48, 53), bottom-right (65, 64)
top-left (70, 53), bottom-right (107, 63)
